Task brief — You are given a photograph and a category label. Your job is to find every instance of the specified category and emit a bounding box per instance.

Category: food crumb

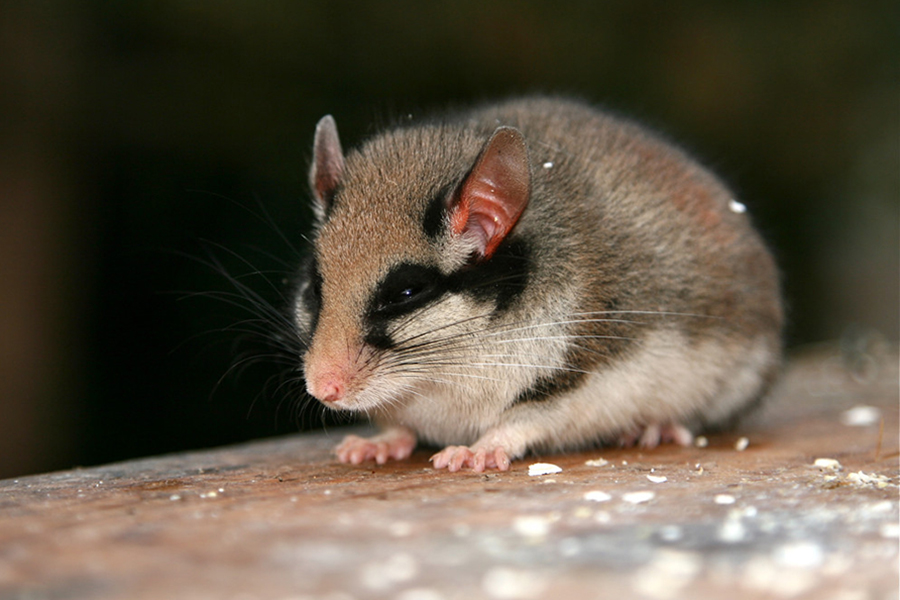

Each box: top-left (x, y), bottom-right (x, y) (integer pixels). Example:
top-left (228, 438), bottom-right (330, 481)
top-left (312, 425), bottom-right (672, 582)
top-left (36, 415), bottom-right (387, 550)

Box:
top-left (584, 490), bottom-right (612, 502)
top-left (846, 471), bottom-right (891, 488)
top-left (623, 491), bottom-right (655, 504)
top-left (880, 523), bottom-right (900, 538)
top-left (513, 515), bottom-right (552, 539)
top-left (585, 458), bottom-right (609, 467)
top-left (542, 161), bottom-right (554, 169)
top-left (694, 435), bottom-right (708, 448)
top-left (813, 458), bottom-right (842, 471)
top-left (647, 475), bottom-right (668, 484)
top-left (729, 199), bottom-right (747, 213)
top-left (714, 494), bottom-right (736, 505)
top-left (734, 437), bottom-right (750, 451)
top-left (528, 463), bottom-right (562, 476)
top-left (840, 405), bottom-right (882, 426)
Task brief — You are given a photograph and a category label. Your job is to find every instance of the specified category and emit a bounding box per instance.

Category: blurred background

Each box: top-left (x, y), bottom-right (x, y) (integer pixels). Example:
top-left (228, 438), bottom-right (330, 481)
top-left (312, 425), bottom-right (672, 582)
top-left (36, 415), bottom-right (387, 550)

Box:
top-left (0, 1), bottom-right (896, 478)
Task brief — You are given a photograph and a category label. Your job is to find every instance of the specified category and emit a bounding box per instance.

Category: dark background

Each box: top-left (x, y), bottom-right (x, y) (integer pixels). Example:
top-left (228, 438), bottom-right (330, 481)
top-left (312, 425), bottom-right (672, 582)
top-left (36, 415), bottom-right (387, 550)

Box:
top-left (1, 2), bottom-right (897, 478)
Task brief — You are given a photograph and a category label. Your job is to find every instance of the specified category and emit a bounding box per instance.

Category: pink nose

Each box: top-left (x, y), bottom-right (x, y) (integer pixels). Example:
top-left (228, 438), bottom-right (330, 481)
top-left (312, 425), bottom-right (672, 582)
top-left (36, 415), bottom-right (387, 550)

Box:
top-left (306, 371), bottom-right (346, 404)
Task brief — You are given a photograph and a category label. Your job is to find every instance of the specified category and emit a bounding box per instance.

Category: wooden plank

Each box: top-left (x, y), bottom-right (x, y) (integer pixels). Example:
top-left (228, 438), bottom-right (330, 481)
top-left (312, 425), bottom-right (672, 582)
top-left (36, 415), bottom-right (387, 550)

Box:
top-left (0, 344), bottom-right (897, 599)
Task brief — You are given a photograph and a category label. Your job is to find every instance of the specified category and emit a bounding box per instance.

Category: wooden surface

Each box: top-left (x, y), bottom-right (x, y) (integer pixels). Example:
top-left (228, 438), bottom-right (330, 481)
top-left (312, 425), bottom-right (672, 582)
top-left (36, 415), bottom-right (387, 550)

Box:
top-left (1, 344), bottom-right (897, 600)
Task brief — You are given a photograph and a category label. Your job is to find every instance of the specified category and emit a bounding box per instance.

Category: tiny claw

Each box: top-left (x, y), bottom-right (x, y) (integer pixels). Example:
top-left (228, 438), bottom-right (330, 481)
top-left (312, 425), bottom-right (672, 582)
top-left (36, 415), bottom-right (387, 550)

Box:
top-left (473, 450), bottom-right (487, 473)
top-left (493, 448), bottom-right (511, 471)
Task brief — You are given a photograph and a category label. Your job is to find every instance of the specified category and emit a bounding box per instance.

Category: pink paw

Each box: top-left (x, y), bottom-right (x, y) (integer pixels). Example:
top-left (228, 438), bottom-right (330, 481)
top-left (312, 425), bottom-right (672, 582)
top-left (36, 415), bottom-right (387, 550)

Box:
top-left (618, 423), bottom-right (693, 449)
top-left (335, 427), bottom-right (417, 465)
top-left (430, 445), bottom-right (511, 473)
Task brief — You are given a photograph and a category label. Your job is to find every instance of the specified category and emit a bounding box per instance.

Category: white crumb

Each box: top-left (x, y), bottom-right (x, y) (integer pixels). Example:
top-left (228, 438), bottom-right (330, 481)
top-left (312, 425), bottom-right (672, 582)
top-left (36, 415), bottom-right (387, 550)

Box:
top-left (813, 458), bottom-right (842, 471)
top-left (714, 494), bottom-right (736, 505)
top-left (717, 519), bottom-right (747, 543)
top-left (880, 523), bottom-right (900, 538)
top-left (694, 435), bottom-right (708, 448)
top-left (528, 463), bottom-right (562, 476)
top-left (773, 541), bottom-right (824, 568)
top-left (840, 405), bottom-right (882, 426)
top-left (542, 161), bottom-right (554, 169)
top-left (623, 491), bottom-right (655, 504)
top-left (729, 199), bottom-right (747, 213)
top-left (647, 475), bottom-right (668, 484)
top-left (584, 458), bottom-right (609, 467)
top-left (734, 437), bottom-right (750, 451)
top-left (846, 471), bottom-right (891, 488)
top-left (513, 515), bottom-right (552, 538)
top-left (583, 490), bottom-right (612, 502)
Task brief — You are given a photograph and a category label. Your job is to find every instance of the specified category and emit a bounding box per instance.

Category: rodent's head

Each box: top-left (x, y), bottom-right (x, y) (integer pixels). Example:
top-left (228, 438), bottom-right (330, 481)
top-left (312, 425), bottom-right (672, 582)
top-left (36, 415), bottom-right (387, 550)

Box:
top-left (296, 115), bottom-right (532, 412)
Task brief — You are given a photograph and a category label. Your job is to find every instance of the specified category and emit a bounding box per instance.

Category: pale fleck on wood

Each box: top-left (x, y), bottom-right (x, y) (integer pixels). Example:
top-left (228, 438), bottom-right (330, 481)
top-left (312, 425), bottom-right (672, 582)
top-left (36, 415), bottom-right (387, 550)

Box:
top-left (0, 345), bottom-right (897, 600)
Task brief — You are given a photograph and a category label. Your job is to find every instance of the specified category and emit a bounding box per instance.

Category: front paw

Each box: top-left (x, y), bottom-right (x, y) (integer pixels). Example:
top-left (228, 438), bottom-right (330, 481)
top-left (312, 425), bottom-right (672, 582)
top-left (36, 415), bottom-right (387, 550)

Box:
top-left (430, 445), bottom-right (511, 473)
top-left (335, 427), bottom-right (417, 465)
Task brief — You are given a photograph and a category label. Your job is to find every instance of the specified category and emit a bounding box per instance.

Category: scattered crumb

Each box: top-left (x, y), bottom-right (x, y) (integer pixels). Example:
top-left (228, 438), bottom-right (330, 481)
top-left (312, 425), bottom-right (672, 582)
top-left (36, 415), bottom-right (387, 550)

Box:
top-left (717, 519), bottom-right (747, 543)
top-left (542, 161), bottom-right (554, 169)
top-left (840, 405), bottom-right (882, 426)
top-left (647, 475), bottom-right (668, 484)
top-left (714, 494), bottom-right (736, 505)
top-left (729, 199), bottom-right (747, 213)
top-left (880, 523), bottom-right (900, 538)
top-left (513, 515), bottom-right (552, 539)
top-left (168, 494), bottom-right (181, 501)
top-left (694, 435), bottom-right (708, 448)
top-left (734, 437), bottom-right (750, 451)
top-left (846, 471), bottom-right (891, 488)
top-left (199, 491), bottom-right (218, 499)
top-left (773, 541), bottom-right (824, 568)
top-left (583, 490), bottom-right (612, 502)
top-left (584, 458), bottom-right (609, 467)
top-left (593, 511), bottom-right (612, 523)
top-left (573, 506), bottom-right (593, 519)
top-left (623, 491), bottom-right (655, 504)
top-left (528, 463), bottom-right (562, 476)
top-left (813, 458), bottom-right (842, 471)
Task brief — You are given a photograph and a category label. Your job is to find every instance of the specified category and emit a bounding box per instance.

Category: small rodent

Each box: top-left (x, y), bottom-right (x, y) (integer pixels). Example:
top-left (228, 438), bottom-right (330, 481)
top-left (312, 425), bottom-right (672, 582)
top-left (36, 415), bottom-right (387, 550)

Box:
top-left (293, 97), bottom-right (783, 472)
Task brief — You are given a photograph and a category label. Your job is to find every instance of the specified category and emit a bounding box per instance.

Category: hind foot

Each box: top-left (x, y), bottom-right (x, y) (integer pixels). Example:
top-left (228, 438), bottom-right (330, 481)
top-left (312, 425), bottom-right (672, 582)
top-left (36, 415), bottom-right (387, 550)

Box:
top-left (619, 423), bottom-right (694, 449)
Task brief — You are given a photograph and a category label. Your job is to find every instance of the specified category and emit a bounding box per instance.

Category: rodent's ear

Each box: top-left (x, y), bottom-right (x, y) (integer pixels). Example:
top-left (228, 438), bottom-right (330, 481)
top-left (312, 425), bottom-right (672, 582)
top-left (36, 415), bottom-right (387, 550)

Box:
top-left (309, 115), bottom-right (344, 212)
top-left (449, 126), bottom-right (530, 260)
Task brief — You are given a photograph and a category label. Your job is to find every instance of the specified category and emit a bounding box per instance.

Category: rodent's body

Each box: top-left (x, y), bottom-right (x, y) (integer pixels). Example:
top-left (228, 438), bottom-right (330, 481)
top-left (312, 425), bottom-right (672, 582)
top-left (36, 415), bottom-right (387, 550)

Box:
top-left (294, 97), bottom-right (783, 471)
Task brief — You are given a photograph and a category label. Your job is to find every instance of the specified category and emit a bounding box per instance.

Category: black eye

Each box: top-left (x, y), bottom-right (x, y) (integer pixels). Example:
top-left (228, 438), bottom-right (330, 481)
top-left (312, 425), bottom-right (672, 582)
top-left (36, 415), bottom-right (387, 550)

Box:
top-left (370, 263), bottom-right (444, 318)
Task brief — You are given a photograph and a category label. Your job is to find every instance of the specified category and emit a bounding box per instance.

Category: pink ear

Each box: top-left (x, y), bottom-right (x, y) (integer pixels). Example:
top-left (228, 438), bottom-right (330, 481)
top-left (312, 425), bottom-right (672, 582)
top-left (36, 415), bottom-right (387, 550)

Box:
top-left (449, 126), bottom-right (530, 260)
top-left (309, 115), bottom-right (344, 210)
